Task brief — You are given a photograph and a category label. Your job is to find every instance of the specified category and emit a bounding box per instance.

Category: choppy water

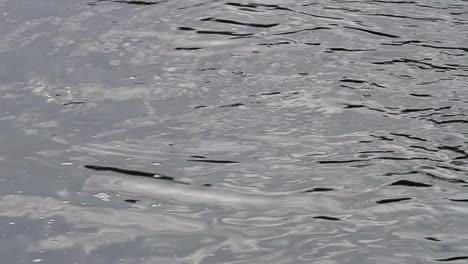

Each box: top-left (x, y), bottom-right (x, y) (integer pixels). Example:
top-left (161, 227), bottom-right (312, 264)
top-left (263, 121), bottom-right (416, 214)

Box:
top-left (1, 0), bottom-right (467, 263)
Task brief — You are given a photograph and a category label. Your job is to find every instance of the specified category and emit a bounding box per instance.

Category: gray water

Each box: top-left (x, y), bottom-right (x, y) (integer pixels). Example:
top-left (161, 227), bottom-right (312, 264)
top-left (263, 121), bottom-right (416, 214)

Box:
top-left (1, 0), bottom-right (467, 263)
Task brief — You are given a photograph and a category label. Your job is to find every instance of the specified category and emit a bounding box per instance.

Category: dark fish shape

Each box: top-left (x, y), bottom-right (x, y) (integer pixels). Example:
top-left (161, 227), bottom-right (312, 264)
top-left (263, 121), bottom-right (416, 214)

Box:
top-left (376, 197), bottom-right (412, 204)
top-left (327, 48), bottom-right (374, 52)
top-left (343, 104), bottom-right (366, 109)
top-left (448, 199), bottom-right (468, 202)
top-left (178, 27), bottom-right (195, 31)
top-left (189, 155), bottom-right (206, 159)
top-left (174, 47), bottom-right (202, 50)
top-left (303, 42), bottom-right (321, 46)
top-left (390, 180), bottom-right (432, 187)
top-left (124, 199), bottom-right (140, 203)
top-left (436, 256), bottom-right (468, 262)
top-left (425, 237), bottom-right (441, 242)
top-left (84, 165), bottom-right (188, 184)
top-left (302, 188), bottom-right (334, 193)
top-left (314, 216), bottom-right (340, 221)
top-left (409, 93), bottom-right (432, 97)
top-left (198, 67), bottom-right (218, 71)
top-left (358, 150), bottom-right (395, 154)
top-left (340, 78), bottom-right (367, 84)
top-left (219, 103), bottom-right (244, 107)
top-left (317, 159), bottom-right (367, 164)
top-left (260, 91), bottom-right (281, 96)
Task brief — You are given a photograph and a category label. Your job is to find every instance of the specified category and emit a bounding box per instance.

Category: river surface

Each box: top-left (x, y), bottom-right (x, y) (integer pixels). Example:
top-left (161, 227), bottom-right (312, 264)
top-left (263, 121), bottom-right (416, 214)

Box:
top-left (1, 0), bottom-right (467, 263)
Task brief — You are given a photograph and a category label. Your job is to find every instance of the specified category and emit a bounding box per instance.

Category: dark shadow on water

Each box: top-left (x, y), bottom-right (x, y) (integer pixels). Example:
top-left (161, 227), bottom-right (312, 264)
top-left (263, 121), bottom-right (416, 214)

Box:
top-left (376, 198), bottom-right (412, 204)
top-left (314, 216), bottom-right (341, 221)
top-left (84, 165), bottom-right (189, 184)
top-left (390, 180), bottom-right (432, 187)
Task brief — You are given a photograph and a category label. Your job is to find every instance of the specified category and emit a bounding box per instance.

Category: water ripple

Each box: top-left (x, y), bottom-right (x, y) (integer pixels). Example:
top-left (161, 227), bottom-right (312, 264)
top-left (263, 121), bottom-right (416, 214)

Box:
top-left (0, 0), bottom-right (467, 263)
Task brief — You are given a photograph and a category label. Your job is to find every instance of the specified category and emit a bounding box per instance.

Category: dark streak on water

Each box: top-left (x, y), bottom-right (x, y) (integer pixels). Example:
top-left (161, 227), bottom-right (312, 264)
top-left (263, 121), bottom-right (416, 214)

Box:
top-left (302, 187), bottom-right (335, 193)
top-left (448, 199), bottom-right (468, 203)
top-left (84, 165), bottom-right (189, 184)
top-left (124, 198), bottom-right (140, 203)
top-left (343, 26), bottom-right (400, 38)
top-left (436, 256), bottom-right (468, 262)
top-left (390, 180), bottom-right (432, 187)
top-left (219, 103), bottom-right (244, 108)
top-left (0, 0), bottom-right (467, 263)
top-left (376, 197), bottom-right (412, 204)
top-left (313, 216), bottom-right (341, 221)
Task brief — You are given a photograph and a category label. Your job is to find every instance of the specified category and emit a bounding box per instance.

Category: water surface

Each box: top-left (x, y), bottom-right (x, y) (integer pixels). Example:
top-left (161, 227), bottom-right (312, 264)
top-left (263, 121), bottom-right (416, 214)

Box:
top-left (0, 0), bottom-right (467, 263)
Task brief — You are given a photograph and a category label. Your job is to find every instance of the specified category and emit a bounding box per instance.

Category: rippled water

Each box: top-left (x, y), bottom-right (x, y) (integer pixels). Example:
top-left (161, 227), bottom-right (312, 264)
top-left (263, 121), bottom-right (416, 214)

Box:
top-left (1, 0), bottom-right (467, 263)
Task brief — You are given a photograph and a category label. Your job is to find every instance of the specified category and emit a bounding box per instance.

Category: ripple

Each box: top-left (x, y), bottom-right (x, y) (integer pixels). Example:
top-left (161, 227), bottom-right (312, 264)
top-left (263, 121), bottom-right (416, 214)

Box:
top-left (1, 0), bottom-right (467, 262)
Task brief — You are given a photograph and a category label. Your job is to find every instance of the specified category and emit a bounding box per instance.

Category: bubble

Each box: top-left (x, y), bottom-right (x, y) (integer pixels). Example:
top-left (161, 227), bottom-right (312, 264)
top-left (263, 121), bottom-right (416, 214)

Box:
top-left (93, 192), bottom-right (111, 202)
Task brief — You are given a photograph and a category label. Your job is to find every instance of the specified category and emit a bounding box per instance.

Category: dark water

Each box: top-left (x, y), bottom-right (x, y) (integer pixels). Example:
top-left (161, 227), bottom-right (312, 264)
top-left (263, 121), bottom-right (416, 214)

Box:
top-left (1, 0), bottom-right (467, 263)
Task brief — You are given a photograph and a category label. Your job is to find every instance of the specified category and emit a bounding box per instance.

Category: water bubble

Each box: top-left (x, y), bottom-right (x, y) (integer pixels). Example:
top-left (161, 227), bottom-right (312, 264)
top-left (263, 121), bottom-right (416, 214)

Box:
top-left (93, 192), bottom-right (111, 202)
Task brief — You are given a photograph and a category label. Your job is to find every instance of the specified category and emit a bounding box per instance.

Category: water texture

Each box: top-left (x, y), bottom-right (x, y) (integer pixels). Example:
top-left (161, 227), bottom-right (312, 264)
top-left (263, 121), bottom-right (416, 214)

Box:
top-left (0, 0), bottom-right (467, 263)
